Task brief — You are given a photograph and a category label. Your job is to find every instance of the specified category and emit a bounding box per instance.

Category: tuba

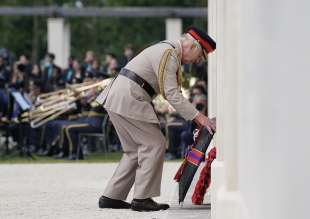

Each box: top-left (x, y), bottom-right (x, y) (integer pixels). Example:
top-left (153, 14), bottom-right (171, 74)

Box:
top-left (22, 78), bottom-right (112, 128)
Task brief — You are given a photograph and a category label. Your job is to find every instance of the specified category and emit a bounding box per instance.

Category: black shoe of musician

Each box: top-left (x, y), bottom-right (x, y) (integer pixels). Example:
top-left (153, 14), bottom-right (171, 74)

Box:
top-left (54, 151), bottom-right (68, 159)
top-left (36, 148), bottom-right (45, 156)
top-left (131, 198), bottom-right (170, 211)
top-left (68, 152), bottom-right (84, 160)
top-left (68, 153), bottom-right (77, 160)
top-left (99, 196), bottom-right (131, 209)
top-left (43, 145), bottom-right (58, 156)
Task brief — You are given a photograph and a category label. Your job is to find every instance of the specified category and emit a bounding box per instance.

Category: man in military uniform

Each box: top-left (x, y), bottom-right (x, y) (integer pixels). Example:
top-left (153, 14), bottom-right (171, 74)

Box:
top-left (96, 26), bottom-right (216, 211)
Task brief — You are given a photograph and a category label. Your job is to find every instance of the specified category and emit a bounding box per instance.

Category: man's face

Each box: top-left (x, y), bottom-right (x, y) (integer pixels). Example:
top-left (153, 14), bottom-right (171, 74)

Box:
top-left (105, 55), bottom-right (112, 63)
top-left (45, 55), bottom-right (53, 64)
top-left (19, 55), bottom-right (29, 64)
top-left (72, 60), bottom-right (80, 70)
top-left (182, 40), bottom-right (205, 64)
top-left (85, 51), bottom-right (94, 63)
top-left (124, 48), bottom-right (134, 58)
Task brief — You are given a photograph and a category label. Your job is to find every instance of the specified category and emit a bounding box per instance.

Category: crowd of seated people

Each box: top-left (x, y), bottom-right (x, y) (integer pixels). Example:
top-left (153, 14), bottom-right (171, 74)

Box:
top-left (0, 48), bottom-right (124, 159)
top-left (0, 45), bottom-right (209, 160)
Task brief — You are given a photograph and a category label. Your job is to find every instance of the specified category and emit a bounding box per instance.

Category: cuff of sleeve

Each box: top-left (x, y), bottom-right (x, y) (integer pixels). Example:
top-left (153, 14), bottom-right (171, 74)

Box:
top-left (191, 110), bottom-right (199, 120)
top-left (192, 111), bottom-right (200, 120)
top-left (183, 108), bottom-right (199, 121)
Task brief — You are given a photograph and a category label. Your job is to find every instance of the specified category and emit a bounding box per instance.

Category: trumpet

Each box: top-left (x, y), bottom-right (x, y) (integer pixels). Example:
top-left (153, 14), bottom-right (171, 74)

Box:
top-left (22, 78), bottom-right (112, 128)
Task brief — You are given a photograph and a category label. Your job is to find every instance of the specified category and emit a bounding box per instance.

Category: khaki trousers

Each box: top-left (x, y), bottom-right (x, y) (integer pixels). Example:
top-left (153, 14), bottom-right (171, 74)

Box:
top-left (103, 110), bottom-right (166, 200)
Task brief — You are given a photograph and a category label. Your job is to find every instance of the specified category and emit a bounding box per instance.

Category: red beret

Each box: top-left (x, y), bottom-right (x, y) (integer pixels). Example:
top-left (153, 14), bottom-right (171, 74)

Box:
top-left (186, 26), bottom-right (216, 54)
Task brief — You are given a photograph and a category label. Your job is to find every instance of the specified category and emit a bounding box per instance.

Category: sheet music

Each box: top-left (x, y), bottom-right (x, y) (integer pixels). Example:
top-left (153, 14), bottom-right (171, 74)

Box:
top-left (11, 91), bottom-right (31, 111)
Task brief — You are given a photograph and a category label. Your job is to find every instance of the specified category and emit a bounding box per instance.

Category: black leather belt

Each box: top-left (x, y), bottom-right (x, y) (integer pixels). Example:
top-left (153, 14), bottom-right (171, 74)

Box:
top-left (119, 68), bottom-right (156, 98)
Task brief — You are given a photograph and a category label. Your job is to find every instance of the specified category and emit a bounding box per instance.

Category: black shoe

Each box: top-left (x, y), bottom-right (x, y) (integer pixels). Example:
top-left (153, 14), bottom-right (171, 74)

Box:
top-left (36, 148), bottom-right (45, 156)
top-left (43, 146), bottom-right (54, 156)
top-left (68, 152), bottom-right (84, 160)
top-left (99, 196), bottom-right (131, 209)
top-left (43, 145), bottom-right (59, 156)
top-left (54, 151), bottom-right (68, 159)
top-left (77, 153), bottom-right (84, 160)
top-left (68, 153), bottom-right (77, 160)
top-left (77, 147), bottom-right (84, 160)
top-left (131, 198), bottom-right (170, 212)
top-left (42, 149), bottom-right (49, 156)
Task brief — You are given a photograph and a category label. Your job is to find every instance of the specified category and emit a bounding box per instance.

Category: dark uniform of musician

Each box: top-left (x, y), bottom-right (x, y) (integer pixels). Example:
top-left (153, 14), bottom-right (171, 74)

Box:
top-left (96, 27), bottom-right (216, 211)
top-left (42, 53), bottom-right (61, 92)
top-left (39, 100), bottom-right (87, 156)
top-left (59, 105), bottom-right (106, 160)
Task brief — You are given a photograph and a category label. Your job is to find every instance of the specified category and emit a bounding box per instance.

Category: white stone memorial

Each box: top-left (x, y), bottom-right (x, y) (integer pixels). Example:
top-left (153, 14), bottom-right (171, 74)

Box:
top-left (209, 0), bottom-right (310, 219)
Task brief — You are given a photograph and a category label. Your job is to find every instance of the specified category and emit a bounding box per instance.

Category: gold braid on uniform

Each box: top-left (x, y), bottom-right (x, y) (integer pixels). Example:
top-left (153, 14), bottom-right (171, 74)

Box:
top-left (59, 125), bottom-right (66, 148)
top-left (158, 49), bottom-right (182, 100)
top-left (65, 124), bottom-right (89, 152)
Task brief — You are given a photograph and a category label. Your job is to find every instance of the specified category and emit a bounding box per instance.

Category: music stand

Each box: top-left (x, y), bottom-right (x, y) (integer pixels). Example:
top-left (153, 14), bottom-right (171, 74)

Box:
top-left (11, 91), bottom-right (34, 158)
top-left (11, 91), bottom-right (32, 111)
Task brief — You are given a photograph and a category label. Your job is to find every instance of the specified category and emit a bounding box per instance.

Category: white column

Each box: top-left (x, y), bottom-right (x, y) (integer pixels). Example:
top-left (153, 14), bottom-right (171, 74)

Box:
top-left (210, 0), bottom-right (226, 218)
top-left (215, 0), bottom-right (225, 162)
top-left (222, 0), bottom-right (241, 192)
top-left (165, 18), bottom-right (182, 41)
top-left (213, 0), bottom-right (310, 219)
top-left (47, 18), bottom-right (70, 68)
top-left (208, 1), bottom-right (226, 219)
top-left (237, 0), bottom-right (310, 218)
top-left (213, 0), bottom-right (244, 218)
top-left (208, 0), bottom-right (217, 118)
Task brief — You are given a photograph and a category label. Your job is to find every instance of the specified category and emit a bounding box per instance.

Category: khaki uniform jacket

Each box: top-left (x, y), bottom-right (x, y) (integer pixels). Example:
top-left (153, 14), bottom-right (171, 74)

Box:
top-left (96, 40), bottom-right (199, 123)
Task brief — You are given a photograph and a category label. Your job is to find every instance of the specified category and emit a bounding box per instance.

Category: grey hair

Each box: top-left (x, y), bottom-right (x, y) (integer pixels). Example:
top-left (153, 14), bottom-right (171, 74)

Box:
top-left (180, 33), bottom-right (201, 51)
top-left (180, 33), bottom-right (195, 42)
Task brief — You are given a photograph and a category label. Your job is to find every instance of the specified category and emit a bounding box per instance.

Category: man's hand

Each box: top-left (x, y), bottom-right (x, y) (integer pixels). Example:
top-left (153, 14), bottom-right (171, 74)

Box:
top-left (194, 113), bottom-right (216, 134)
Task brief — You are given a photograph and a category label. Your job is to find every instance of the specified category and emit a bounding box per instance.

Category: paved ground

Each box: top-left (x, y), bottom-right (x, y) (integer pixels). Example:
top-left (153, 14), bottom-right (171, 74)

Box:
top-left (0, 162), bottom-right (210, 219)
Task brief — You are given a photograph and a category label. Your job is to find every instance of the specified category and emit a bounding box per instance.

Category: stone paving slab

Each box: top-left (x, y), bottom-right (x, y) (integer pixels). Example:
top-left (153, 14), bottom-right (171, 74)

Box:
top-left (0, 162), bottom-right (210, 219)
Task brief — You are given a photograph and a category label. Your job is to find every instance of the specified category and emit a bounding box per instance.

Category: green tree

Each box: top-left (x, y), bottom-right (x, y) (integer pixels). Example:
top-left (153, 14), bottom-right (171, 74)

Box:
top-left (0, 0), bottom-right (208, 63)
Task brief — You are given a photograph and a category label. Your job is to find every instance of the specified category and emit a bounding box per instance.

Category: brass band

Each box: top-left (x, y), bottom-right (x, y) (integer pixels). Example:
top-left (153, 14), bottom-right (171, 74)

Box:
top-left (22, 78), bottom-right (112, 128)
